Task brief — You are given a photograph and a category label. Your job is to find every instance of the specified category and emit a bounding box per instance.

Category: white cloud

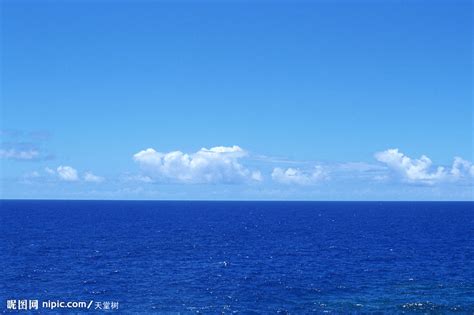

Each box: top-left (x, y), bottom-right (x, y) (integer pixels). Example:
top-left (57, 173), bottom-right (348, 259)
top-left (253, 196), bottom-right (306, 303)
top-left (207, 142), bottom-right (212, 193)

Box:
top-left (251, 171), bottom-right (263, 182)
top-left (451, 157), bottom-right (474, 179)
top-left (0, 149), bottom-right (39, 160)
top-left (84, 172), bottom-right (105, 183)
top-left (272, 166), bottom-right (327, 185)
top-left (37, 166), bottom-right (103, 183)
top-left (56, 165), bottom-right (79, 181)
top-left (375, 148), bottom-right (473, 184)
top-left (133, 145), bottom-right (262, 184)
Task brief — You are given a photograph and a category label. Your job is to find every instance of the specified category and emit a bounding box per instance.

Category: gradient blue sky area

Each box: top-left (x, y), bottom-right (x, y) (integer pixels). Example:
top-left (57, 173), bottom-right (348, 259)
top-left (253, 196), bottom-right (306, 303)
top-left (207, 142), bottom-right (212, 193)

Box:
top-left (1, 0), bottom-right (473, 200)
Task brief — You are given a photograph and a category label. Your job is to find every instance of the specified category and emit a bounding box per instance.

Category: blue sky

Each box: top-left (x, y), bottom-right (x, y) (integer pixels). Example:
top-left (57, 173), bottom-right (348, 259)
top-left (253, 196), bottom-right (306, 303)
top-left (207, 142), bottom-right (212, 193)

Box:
top-left (1, 0), bottom-right (472, 200)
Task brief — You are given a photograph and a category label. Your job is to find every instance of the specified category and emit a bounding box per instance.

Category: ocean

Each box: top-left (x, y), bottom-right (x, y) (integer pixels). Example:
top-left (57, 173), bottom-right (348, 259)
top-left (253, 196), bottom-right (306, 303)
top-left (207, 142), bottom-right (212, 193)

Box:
top-left (0, 200), bottom-right (473, 313)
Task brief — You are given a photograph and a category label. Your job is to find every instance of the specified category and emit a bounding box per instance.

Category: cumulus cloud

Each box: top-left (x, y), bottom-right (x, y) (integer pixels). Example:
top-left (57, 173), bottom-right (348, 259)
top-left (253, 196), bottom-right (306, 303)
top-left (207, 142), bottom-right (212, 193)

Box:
top-left (451, 157), bottom-right (474, 179)
top-left (56, 166), bottom-right (79, 181)
top-left (84, 172), bottom-right (105, 183)
top-left (133, 145), bottom-right (262, 184)
top-left (251, 171), bottom-right (263, 182)
top-left (42, 166), bottom-right (104, 183)
top-left (0, 148), bottom-right (40, 160)
top-left (375, 148), bottom-right (473, 184)
top-left (272, 166), bottom-right (327, 185)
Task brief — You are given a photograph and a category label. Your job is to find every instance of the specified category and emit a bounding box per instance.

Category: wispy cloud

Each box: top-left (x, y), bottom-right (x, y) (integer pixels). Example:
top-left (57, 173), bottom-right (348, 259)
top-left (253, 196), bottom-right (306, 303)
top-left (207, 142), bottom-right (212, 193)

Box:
top-left (271, 166), bottom-right (327, 185)
top-left (121, 174), bottom-right (155, 183)
top-left (83, 172), bottom-right (105, 183)
top-left (0, 129), bottom-right (50, 139)
top-left (0, 129), bottom-right (53, 161)
top-left (0, 148), bottom-right (40, 160)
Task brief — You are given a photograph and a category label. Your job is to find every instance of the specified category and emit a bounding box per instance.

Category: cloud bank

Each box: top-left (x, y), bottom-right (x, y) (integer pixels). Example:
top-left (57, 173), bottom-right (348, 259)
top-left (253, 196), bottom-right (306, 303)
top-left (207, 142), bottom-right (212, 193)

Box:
top-left (133, 146), bottom-right (262, 184)
top-left (132, 146), bottom-right (472, 187)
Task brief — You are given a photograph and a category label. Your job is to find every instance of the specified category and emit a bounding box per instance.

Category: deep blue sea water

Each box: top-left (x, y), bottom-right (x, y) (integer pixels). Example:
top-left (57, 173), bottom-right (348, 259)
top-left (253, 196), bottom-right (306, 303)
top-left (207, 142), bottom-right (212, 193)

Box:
top-left (0, 201), bottom-right (473, 313)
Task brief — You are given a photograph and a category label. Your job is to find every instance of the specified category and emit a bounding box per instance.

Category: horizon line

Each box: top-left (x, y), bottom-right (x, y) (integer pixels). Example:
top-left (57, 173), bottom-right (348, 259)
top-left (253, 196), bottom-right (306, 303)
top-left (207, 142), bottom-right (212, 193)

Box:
top-left (0, 199), bottom-right (472, 202)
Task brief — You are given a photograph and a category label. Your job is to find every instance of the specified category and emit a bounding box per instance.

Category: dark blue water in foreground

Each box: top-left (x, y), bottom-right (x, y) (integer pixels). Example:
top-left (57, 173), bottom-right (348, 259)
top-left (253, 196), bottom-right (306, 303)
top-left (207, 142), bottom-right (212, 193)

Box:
top-left (1, 201), bottom-right (473, 313)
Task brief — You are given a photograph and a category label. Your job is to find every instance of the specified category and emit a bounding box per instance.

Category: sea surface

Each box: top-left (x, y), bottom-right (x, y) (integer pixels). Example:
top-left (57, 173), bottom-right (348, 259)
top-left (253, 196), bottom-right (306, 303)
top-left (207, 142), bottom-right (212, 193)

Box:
top-left (0, 200), bottom-right (473, 313)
